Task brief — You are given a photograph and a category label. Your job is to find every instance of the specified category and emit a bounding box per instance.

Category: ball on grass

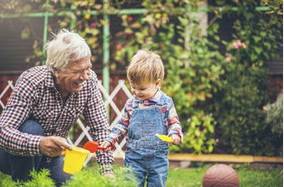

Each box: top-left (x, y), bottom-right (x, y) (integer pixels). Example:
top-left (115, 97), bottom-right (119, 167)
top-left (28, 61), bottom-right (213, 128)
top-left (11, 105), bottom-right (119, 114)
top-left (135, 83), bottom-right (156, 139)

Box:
top-left (202, 164), bottom-right (239, 187)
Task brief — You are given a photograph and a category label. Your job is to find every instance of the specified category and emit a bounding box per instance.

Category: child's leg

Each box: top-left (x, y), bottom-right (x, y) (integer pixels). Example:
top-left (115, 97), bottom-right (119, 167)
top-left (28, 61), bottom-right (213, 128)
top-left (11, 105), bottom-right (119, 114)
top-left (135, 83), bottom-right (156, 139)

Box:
top-left (147, 155), bottom-right (168, 187)
top-left (125, 153), bottom-right (147, 187)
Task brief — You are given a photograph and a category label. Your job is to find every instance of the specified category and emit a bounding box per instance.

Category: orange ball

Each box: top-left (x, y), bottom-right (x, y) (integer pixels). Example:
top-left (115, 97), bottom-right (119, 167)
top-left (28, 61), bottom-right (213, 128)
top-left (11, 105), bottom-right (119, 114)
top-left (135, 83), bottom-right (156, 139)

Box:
top-left (203, 164), bottom-right (239, 187)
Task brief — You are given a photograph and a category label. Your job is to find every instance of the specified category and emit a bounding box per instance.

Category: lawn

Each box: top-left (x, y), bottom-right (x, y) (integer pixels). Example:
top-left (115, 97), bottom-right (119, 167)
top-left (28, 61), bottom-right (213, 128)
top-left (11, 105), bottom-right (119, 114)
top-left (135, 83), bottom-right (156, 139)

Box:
top-left (0, 165), bottom-right (282, 187)
top-left (167, 166), bottom-right (283, 187)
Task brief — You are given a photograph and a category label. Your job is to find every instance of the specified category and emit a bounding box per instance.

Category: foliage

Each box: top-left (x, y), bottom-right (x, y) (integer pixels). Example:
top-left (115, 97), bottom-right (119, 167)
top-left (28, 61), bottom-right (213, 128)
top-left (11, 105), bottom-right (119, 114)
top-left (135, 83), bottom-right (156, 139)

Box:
top-left (1, 166), bottom-right (283, 187)
top-left (114, 1), bottom-right (225, 153)
top-left (210, 0), bottom-right (282, 155)
top-left (1, 0), bottom-right (282, 155)
top-left (64, 166), bottom-right (136, 187)
top-left (0, 166), bottom-right (136, 187)
top-left (0, 169), bottom-right (54, 187)
top-left (264, 94), bottom-right (283, 153)
top-left (0, 0), bottom-right (42, 14)
top-left (264, 93), bottom-right (283, 155)
top-left (21, 169), bottom-right (55, 187)
top-left (0, 172), bottom-right (18, 187)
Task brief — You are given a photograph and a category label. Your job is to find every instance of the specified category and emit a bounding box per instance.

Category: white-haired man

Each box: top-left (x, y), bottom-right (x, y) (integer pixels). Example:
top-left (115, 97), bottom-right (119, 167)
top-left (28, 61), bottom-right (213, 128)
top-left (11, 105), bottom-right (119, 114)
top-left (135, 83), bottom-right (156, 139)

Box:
top-left (0, 29), bottom-right (113, 186)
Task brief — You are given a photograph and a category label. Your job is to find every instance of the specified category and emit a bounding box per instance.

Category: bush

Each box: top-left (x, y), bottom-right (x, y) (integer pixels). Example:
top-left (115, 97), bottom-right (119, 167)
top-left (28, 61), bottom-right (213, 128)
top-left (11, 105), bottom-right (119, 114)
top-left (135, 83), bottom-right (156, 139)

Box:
top-left (265, 94), bottom-right (283, 135)
top-left (64, 166), bottom-right (136, 187)
top-left (210, 0), bottom-right (282, 155)
top-left (0, 169), bottom-right (54, 187)
top-left (22, 170), bottom-right (55, 187)
top-left (0, 172), bottom-right (18, 187)
top-left (264, 94), bottom-right (283, 155)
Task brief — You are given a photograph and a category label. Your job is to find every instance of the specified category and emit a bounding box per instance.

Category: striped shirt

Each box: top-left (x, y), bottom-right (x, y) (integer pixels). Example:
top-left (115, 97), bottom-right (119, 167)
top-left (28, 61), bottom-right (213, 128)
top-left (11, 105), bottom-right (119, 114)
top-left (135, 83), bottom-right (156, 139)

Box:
top-left (0, 65), bottom-right (113, 173)
top-left (107, 90), bottom-right (183, 144)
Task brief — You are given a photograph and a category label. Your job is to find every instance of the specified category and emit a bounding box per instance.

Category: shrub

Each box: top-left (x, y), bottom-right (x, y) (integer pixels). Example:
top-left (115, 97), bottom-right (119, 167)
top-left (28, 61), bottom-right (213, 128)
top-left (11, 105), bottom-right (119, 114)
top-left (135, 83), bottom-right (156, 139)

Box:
top-left (0, 166), bottom-right (136, 187)
top-left (0, 172), bottom-right (18, 187)
top-left (0, 170), bottom-right (54, 187)
top-left (63, 166), bottom-right (136, 187)
top-left (265, 94), bottom-right (283, 135)
top-left (264, 94), bottom-right (283, 155)
top-left (21, 169), bottom-right (55, 187)
top-left (210, 0), bottom-right (282, 155)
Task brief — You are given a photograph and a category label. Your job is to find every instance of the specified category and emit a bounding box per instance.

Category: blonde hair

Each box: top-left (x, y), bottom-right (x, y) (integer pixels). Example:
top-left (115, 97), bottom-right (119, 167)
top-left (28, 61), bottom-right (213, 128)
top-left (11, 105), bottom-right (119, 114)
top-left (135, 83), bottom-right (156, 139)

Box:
top-left (127, 50), bottom-right (164, 84)
top-left (46, 29), bottom-right (91, 69)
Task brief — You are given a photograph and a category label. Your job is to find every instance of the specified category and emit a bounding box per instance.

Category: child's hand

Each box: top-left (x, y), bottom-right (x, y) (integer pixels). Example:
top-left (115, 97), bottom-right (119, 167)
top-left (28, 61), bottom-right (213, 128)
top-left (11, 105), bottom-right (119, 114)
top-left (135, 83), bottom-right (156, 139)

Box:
top-left (170, 134), bottom-right (181, 145)
top-left (100, 141), bottom-right (113, 151)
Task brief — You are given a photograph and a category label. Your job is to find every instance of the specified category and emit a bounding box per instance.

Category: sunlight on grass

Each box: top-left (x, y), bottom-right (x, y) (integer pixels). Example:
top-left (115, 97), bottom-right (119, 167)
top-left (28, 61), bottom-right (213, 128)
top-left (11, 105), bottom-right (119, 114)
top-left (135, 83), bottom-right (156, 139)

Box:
top-left (167, 166), bottom-right (282, 187)
top-left (0, 166), bottom-right (282, 187)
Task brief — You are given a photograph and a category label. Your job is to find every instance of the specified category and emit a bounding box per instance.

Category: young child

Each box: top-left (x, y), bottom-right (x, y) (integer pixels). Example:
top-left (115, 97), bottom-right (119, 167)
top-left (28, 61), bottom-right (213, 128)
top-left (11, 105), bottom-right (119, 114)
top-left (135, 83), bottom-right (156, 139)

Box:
top-left (101, 49), bottom-right (183, 187)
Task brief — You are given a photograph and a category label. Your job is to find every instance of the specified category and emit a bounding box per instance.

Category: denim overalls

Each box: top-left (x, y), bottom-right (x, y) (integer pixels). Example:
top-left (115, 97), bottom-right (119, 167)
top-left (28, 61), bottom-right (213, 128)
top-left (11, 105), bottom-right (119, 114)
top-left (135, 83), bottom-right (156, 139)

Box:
top-left (125, 93), bottom-right (172, 187)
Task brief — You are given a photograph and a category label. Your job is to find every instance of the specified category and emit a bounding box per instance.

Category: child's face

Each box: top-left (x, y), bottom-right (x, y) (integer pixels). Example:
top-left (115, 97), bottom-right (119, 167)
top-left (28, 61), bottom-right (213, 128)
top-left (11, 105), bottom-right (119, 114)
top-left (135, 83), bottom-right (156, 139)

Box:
top-left (130, 81), bottom-right (160, 100)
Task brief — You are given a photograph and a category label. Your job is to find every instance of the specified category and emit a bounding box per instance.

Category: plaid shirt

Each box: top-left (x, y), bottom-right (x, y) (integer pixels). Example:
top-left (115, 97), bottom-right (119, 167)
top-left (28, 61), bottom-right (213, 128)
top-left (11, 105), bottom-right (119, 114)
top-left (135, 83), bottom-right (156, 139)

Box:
top-left (0, 65), bottom-right (113, 173)
top-left (107, 90), bottom-right (183, 144)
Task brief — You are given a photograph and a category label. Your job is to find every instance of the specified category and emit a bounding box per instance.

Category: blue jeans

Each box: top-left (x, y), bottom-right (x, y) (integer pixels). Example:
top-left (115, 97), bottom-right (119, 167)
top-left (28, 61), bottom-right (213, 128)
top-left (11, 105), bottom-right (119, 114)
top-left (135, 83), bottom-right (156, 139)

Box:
top-left (125, 149), bottom-right (168, 187)
top-left (0, 120), bottom-right (70, 187)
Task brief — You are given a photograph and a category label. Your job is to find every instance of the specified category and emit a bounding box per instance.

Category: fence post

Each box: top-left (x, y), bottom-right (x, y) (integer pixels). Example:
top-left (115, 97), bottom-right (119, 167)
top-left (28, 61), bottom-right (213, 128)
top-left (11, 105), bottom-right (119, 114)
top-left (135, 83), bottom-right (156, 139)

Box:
top-left (103, 0), bottom-right (110, 117)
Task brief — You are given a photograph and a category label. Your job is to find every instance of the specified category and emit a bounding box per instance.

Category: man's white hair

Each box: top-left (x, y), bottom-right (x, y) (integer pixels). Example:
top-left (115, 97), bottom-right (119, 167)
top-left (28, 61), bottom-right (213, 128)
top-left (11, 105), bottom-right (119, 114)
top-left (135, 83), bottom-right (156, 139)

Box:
top-left (46, 29), bottom-right (91, 69)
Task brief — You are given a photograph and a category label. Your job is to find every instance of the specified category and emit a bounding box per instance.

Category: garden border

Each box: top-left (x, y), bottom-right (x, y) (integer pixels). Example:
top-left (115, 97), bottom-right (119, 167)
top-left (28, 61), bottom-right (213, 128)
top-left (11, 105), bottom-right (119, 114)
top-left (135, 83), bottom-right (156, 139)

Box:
top-left (168, 154), bottom-right (282, 164)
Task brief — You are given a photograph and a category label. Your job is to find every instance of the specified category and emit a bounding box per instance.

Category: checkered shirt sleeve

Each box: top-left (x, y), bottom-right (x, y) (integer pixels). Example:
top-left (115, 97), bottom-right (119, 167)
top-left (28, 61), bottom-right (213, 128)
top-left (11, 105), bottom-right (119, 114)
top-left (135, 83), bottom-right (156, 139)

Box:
top-left (0, 71), bottom-right (41, 156)
top-left (83, 73), bottom-right (113, 173)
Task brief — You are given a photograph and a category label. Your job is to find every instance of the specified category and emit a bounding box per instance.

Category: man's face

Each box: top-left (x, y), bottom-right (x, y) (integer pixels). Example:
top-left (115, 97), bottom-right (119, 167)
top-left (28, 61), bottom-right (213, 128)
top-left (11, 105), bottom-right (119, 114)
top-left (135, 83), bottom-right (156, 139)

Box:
top-left (56, 56), bottom-right (92, 93)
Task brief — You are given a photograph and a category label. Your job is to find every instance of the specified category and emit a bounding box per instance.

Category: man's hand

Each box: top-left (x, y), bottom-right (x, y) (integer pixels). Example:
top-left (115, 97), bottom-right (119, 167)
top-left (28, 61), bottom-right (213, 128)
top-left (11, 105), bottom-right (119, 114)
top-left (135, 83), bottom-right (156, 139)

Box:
top-left (170, 134), bottom-right (181, 145)
top-left (39, 136), bottom-right (72, 157)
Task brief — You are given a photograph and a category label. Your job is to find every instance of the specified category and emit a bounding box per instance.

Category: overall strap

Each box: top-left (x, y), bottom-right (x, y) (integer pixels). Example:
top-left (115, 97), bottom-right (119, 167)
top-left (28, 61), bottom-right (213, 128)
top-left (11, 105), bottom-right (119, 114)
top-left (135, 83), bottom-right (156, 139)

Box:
top-left (158, 93), bottom-right (174, 120)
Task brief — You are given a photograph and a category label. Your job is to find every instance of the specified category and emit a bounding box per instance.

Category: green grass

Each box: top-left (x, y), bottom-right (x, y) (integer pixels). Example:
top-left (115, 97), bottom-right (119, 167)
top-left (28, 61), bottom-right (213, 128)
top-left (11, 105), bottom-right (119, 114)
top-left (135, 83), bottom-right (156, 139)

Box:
top-left (0, 166), bottom-right (282, 187)
top-left (167, 166), bottom-right (283, 187)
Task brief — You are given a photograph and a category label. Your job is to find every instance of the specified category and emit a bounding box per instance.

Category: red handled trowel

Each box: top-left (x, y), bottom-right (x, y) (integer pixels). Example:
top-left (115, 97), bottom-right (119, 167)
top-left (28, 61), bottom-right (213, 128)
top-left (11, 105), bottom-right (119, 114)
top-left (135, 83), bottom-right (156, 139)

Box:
top-left (83, 141), bottom-right (106, 153)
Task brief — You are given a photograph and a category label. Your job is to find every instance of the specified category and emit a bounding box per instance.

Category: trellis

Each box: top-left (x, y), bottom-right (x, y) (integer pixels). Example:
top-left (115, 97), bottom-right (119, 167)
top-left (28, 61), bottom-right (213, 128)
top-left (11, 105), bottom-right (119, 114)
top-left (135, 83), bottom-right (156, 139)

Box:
top-left (0, 80), bottom-right (131, 160)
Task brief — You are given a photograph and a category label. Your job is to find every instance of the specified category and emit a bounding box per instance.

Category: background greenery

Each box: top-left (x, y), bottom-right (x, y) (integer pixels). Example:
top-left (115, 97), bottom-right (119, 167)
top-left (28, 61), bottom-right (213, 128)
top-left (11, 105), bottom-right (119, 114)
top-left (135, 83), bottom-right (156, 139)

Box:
top-left (0, 0), bottom-right (282, 156)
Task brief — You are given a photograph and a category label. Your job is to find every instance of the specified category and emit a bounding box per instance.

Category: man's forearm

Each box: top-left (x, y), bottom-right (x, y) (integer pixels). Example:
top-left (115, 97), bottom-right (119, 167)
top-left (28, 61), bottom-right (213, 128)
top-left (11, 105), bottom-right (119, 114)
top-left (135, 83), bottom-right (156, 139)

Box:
top-left (0, 127), bottom-right (41, 156)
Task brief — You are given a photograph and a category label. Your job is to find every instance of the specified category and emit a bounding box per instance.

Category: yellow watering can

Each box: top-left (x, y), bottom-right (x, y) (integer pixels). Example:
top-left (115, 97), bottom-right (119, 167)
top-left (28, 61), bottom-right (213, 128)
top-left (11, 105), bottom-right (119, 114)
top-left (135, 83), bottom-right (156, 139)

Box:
top-left (63, 141), bottom-right (107, 174)
top-left (63, 146), bottom-right (90, 174)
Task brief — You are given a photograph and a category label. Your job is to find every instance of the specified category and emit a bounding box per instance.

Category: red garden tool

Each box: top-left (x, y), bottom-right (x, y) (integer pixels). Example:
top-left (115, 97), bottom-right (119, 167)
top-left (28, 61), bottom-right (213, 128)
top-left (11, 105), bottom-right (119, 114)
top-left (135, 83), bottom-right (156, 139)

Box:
top-left (83, 141), bottom-right (106, 153)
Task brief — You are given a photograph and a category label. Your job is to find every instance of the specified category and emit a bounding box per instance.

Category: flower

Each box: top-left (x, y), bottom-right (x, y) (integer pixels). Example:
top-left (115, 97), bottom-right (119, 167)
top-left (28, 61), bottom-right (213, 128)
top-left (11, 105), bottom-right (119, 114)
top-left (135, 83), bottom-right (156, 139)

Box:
top-left (225, 53), bottom-right (233, 62)
top-left (90, 22), bottom-right (97, 29)
top-left (232, 40), bottom-right (247, 49)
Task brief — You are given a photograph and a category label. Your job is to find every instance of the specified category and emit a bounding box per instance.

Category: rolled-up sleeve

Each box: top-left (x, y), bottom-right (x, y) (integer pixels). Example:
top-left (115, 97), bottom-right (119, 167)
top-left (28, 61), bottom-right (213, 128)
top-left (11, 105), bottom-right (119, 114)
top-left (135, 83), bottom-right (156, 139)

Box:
top-left (0, 75), bottom-right (41, 156)
top-left (83, 74), bottom-right (113, 173)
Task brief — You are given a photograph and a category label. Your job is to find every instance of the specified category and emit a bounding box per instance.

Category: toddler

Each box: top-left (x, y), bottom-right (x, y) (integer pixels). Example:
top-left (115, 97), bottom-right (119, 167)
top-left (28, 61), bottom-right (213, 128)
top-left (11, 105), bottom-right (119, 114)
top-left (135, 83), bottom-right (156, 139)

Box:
top-left (102, 50), bottom-right (183, 187)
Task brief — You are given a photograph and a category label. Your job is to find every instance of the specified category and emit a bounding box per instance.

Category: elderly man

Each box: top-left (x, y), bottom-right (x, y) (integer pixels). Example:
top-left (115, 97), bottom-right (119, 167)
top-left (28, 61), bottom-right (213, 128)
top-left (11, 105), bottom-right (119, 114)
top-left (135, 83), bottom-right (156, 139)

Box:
top-left (0, 29), bottom-right (113, 186)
